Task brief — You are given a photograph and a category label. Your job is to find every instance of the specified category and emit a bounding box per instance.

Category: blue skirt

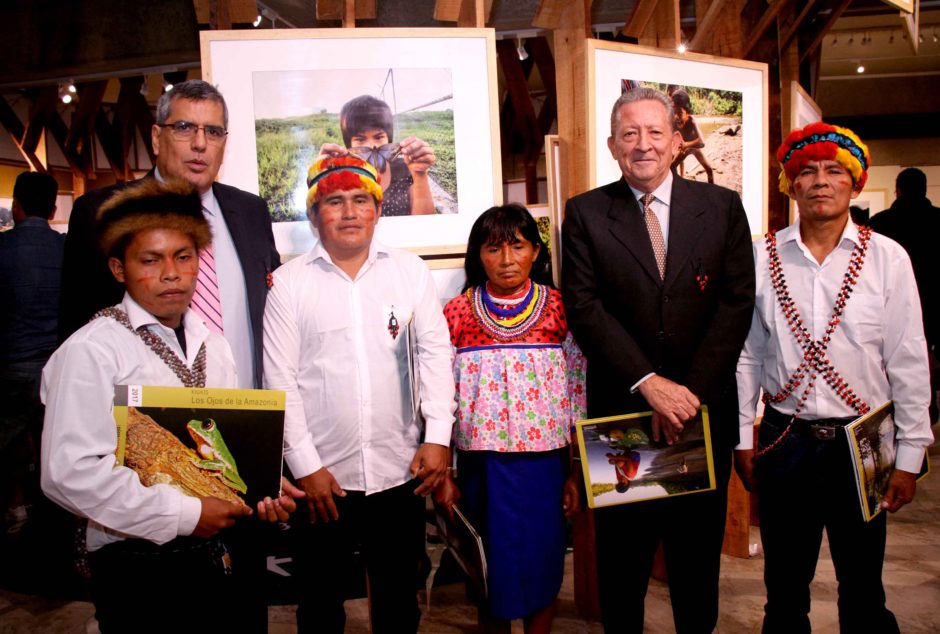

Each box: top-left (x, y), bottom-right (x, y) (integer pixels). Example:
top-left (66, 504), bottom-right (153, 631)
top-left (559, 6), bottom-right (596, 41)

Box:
top-left (457, 448), bottom-right (567, 620)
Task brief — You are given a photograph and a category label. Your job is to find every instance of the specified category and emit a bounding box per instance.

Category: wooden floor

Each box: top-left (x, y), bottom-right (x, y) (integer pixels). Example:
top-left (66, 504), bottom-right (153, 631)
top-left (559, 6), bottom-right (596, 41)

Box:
top-left (2, 442), bottom-right (939, 633)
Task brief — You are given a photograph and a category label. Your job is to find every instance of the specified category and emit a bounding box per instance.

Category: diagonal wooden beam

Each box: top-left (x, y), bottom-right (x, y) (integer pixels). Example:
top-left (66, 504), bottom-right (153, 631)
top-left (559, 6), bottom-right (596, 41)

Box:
top-left (742, 0), bottom-right (792, 59)
top-left (65, 81), bottom-right (107, 164)
top-left (689, 0), bottom-right (732, 51)
top-left (0, 96), bottom-right (45, 172)
top-left (534, 0), bottom-right (593, 31)
top-left (529, 37), bottom-right (557, 139)
top-left (799, 0), bottom-right (852, 63)
top-left (622, 0), bottom-right (659, 40)
top-left (779, 0), bottom-right (819, 50)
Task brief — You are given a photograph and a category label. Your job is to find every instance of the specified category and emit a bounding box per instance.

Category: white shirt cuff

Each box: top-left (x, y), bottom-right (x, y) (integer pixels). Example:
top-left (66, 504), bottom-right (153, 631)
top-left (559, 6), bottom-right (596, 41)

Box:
top-left (895, 442), bottom-right (926, 475)
top-left (284, 437), bottom-right (324, 480)
top-left (631, 372), bottom-right (656, 393)
top-left (178, 494), bottom-right (203, 537)
top-left (423, 418), bottom-right (454, 447)
top-left (735, 423), bottom-right (755, 450)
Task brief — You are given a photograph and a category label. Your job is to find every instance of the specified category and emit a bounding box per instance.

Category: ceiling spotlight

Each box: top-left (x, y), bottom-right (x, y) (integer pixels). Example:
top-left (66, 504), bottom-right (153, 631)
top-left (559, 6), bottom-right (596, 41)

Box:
top-left (677, 42), bottom-right (688, 54)
top-left (832, 35), bottom-right (838, 45)
top-left (933, 29), bottom-right (938, 43)
top-left (516, 36), bottom-right (528, 61)
top-left (919, 33), bottom-right (924, 43)
top-left (163, 80), bottom-right (174, 93)
top-left (58, 83), bottom-right (74, 104)
top-left (848, 33), bottom-right (854, 45)
top-left (889, 33), bottom-right (894, 44)
top-left (856, 63), bottom-right (865, 74)
top-left (67, 82), bottom-right (76, 94)
top-left (253, 14), bottom-right (262, 27)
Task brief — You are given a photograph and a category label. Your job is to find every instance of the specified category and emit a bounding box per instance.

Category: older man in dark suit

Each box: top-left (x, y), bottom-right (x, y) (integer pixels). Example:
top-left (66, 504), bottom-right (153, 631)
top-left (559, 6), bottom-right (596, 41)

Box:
top-left (562, 88), bottom-right (755, 633)
top-left (59, 80), bottom-right (280, 391)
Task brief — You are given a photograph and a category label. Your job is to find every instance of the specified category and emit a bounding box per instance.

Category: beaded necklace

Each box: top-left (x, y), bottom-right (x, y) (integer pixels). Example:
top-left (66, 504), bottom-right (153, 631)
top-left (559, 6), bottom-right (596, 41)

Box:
top-left (757, 226), bottom-right (872, 457)
top-left (94, 307), bottom-right (207, 388)
top-left (469, 280), bottom-right (549, 342)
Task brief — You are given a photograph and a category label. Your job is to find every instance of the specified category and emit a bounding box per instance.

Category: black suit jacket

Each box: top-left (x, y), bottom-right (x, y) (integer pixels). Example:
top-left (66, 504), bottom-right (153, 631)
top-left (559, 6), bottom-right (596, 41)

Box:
top-left (561, 177), bottom-right (755, 450)
top-left (59, 176), bottom-right (280, 388)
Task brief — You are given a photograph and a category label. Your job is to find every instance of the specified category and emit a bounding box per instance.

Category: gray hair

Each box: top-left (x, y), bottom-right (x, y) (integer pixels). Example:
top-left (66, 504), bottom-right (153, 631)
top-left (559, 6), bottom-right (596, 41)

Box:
top-left (155, 79), bottom-right (229, 128)
top-left (610, 88), bottom-right (675, 136)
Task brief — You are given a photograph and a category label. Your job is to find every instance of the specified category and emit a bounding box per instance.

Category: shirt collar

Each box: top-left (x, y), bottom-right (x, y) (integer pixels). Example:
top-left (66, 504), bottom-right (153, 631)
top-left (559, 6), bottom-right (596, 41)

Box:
top-left (306, 238), bottom-right (390, 269)
top-left (627, 170), bottom-right (674, 208)
top-left (120, 292), bottom-right (208, 341)
top-left (154, 167), bottom-right (217, 213)
top-left (781, 215), bottom-right (861, 248)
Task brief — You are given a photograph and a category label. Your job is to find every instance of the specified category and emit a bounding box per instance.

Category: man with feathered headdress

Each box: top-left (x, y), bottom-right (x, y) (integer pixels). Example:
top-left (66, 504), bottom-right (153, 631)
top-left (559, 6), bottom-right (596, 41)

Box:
top-left (736, 122), bottom-right (933, 632)
top-left (263, 154), bottom-right (456, 633)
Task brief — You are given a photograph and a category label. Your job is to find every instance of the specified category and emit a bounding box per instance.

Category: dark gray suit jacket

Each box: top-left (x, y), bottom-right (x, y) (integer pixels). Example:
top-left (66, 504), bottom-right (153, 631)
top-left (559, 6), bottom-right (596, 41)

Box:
top-left (59, 177), bottom-right (280, 388)
top-left (561, 176), bottom-right (755, 450)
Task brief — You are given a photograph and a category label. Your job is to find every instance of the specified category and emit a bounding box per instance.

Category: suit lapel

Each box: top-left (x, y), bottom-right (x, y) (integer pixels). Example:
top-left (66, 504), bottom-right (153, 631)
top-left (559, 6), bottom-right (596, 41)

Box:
top-left (664, 177), bottom-right (705, 289)
top-left (606, 180), bottom-right (663, 285)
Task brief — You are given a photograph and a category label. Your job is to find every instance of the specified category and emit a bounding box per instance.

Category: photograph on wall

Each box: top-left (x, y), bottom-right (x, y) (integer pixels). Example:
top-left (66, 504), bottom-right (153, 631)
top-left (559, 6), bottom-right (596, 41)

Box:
top-left (621, 79), bottom-right (743, 197)
top-left (253, 68), bottom-right (458, 222)
top-left (113, 385), bottom-right (285, 508)
top-left (588, 41), bottom-right (768, 237)
top-left (575, 407), bottom-right (715, 509)
top-left (201, 29), bottom-right (501, 257)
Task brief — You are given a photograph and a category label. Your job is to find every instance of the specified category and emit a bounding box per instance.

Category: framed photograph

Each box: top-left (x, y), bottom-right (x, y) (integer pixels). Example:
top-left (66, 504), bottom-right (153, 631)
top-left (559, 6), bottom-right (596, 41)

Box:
top-left (586, 41), bottom-right (768, 237)
top-left (201, 29), bottom-right (502, 257)
top-left (575, 407), bottom-right (715, 509)
top-left (544, 134), bottom-right (563, 286)
top-left (527, 203), bottom-right (560, 287)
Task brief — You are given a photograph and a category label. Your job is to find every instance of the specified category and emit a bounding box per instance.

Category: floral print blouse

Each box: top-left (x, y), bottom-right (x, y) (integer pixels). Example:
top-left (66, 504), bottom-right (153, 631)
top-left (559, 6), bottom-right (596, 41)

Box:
top-left (444, 287), bottom-right (587, 452)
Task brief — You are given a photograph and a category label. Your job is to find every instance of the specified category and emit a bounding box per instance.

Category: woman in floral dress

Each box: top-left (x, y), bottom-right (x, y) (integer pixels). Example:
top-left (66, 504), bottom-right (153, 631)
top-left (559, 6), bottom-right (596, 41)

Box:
top-left (436, 204), bottom-right (586, 633)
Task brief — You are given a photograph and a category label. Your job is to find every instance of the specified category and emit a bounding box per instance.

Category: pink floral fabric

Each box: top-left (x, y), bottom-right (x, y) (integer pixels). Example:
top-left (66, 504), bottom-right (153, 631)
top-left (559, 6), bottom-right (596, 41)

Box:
top-left (444, 289), bottom-right (587, 452)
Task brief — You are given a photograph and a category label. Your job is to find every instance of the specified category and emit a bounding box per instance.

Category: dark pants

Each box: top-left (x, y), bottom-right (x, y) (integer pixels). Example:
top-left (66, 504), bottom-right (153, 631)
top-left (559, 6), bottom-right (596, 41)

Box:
top-left (757, 408), bottom-right (899, 634)
top-left (292, 479), bottom-right (425, 634)
top-left (594, 445), bottom-right (731, 634)
top-left (89, 536), bottom-right (238, 633)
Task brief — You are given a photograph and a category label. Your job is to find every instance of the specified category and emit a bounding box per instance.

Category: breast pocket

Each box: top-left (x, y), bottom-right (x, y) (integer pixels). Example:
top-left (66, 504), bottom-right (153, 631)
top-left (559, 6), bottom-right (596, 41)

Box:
top-left (841, 293), bottom-right (884, 345)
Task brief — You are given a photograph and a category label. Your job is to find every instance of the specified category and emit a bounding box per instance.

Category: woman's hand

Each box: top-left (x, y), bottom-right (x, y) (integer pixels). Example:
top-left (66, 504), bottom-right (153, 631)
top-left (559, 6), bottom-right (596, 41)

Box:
top-left (563, 468), bottom-right (582, 518)
top-left (400, 136), bottom-right (436, 176)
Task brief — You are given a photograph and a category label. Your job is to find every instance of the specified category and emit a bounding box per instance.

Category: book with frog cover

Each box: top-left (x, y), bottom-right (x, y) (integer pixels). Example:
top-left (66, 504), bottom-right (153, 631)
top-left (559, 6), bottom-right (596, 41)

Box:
top-left (113, 385), bottom-right (286, 507)
top-left (576, 407), bottom-right (715, 509)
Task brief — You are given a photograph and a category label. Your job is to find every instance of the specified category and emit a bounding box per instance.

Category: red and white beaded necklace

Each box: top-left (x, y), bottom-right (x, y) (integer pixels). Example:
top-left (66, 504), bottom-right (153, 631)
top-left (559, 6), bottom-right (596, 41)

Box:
top-left (757, 225), bottom-right (873, 457)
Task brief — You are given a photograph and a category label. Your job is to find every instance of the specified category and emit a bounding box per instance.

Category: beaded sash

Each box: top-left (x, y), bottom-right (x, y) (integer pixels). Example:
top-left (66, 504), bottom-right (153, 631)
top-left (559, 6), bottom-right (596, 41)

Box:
top-left (93, 307), bottom-right (207, 388)
top-left (757, 226), bottom-right (872, 457)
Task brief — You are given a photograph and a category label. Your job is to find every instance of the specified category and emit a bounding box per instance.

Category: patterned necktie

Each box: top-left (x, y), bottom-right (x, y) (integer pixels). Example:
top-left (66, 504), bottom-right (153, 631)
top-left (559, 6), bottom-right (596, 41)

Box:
top-left (191, 210), bottom-right (224, 334)
top-left (642, 193), bottom-right (666, 279)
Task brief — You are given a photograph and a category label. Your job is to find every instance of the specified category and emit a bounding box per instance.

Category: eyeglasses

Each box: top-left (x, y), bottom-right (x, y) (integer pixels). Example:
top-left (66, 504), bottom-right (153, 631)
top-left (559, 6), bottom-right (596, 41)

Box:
top-left (156, 121), bottom-right (228, 144)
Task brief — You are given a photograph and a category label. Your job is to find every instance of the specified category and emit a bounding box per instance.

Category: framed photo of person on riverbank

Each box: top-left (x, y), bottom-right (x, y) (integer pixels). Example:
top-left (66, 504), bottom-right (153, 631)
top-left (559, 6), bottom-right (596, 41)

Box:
top-left (587, 41), bottom-right (768, 237)
top-left (201, 29), bottom-right (501, 258)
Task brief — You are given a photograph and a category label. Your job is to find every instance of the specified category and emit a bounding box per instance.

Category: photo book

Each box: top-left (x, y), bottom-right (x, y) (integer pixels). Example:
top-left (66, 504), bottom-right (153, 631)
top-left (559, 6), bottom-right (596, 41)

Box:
top-left (434, 504), bottom-right (487, 599)
top-left (576, 407), bottom-right (716, 509)
top-left (113, 385), bottom-right (286, 507)
top-left (845, 400), bottom-right (930, 522)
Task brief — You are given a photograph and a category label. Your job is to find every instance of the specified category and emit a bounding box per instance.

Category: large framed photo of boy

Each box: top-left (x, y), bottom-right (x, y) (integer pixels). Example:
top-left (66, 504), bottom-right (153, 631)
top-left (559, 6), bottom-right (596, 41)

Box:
top-left (200, 29), bottom-right (502, 257)
top-left (586, 41), bottom-right (768, 237)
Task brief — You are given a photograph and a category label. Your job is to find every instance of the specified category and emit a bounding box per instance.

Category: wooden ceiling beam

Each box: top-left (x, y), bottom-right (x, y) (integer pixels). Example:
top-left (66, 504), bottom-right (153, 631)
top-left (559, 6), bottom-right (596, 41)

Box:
top-left (622, 0), bottom-right (658, 40)
top-left (0, 97), bottom-right (46, 172)
top-left (742, 0), bottom-right (791, 59)
top-left (779, 0), bottom-right (819, 50)
top-left (689, 0), bottom-right (732, 51)
top-left (316, 0), bottom-right (376, 21)
top-left (533, 0), bottom-right (592, 31)
top-left (798, 0), bottom-right (852, 64)
top-left (65, 81), bottom-right (108, 176)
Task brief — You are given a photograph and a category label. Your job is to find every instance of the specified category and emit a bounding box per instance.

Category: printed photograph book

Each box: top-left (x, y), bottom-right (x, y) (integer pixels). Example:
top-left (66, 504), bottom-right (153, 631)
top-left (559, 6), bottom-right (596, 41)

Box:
top-left (845, 400), bottom-right (930, 522)
top-left (576, 407), bottom-right (715, 509)
top-left (434, 504), bottom-right (488, 599)
top-left (113, 385), bottom-right (286, 507)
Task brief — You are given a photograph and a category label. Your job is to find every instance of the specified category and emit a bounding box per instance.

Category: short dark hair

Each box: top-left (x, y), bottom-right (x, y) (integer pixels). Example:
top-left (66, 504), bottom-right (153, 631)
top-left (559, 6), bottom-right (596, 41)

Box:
top-left (462, 204), bottom-right (553, 293)
top-left (896, 167), bottom-right (927, 199)
top-left (610, 88), bottom-right (675, 136)
top-left (13, 172), bottom-right (58, 219)
top-left (340, 95), bottom-right (394, 146)
top-left (156, 79), bottom-right (228, 128)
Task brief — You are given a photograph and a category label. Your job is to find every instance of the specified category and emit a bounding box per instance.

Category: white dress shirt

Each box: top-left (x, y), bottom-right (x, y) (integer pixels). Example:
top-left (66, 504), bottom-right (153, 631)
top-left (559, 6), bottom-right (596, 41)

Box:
top-left (41, 294), bottom-right (238, 550)
top-left (736, 218), bottom-right (933, 472)
top-left (263, 239), bottom-right (456, 494)
top-left (154, 168), bottom-right (254, 388)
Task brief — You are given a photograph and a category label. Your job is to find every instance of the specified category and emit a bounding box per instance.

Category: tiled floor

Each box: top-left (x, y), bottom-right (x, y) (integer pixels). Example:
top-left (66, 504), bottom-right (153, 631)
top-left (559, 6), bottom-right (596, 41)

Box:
top-left (3, 443), bottom-right (938, 633)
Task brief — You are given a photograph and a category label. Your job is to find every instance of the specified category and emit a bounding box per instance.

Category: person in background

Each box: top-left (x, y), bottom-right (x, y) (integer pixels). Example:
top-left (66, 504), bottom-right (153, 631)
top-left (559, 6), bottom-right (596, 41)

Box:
top-left (736, 122), bottom-right (933, 633)
top-left (562, 88), bottom-right (754, 633)
top-left (41, 178), bottom-right (299, 632)
top-left (868, 167), bottom-right (940, 424)
top-left (315, 94), bottom-right (437, 216)
top-left (671, 90), bottom-right (715, 184)
top-left (0, 171), bottom-right (63, 534)
top-left (435, 204), bottom-right (586, 634)
top-left (263, 154), bottom-right (455, 633)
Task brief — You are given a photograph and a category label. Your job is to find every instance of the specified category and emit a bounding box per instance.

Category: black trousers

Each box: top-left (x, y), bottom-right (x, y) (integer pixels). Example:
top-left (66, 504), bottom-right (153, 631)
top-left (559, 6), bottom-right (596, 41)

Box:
top-left (594, 444), bottom-right (732, 633)
top-left (292, 479), bottom-right (426, 634)
top-left (757, 408), bottom-right (899, 634)
top-left (89, 536), bottom-right (239, 633)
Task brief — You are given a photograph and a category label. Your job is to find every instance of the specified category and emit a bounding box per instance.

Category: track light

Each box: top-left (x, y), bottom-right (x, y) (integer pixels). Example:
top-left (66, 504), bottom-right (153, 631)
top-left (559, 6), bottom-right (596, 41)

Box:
top-left (253, 14), bottom-right (262, 27)
top-left (933, 29), bottom-right (938, 43)
top-left (832, 35), bottom-right (838, 45)
top-left (856, 62), bottom-right (865, 74)
top-left (848, 33), bottom-right (854, 45)
top-left (677, 42), bottom-right (688, 54)
top-left (516, 36), bottom-right (528, 61)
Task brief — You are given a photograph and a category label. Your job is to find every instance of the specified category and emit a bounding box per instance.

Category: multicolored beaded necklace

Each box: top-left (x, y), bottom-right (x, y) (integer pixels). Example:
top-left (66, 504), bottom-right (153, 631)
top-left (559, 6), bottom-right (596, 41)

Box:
top-left (94, 306), bottom-right (207, 388)
top-left (757, 226), bottom-right (872, 457)
top-left (469, 279), bottom-right (549, 342)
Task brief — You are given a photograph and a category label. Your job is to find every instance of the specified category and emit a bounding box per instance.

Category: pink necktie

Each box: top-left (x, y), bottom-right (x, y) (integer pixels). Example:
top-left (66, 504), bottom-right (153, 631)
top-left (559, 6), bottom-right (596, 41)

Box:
top-left (192, 243), bottom-right (224, 335)
top-left (642, 193), bottom-right (666, 279)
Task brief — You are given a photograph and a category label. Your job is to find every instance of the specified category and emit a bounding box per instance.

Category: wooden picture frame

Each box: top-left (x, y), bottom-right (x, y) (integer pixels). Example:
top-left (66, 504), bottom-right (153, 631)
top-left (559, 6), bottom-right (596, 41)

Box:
top-left (201, 28), bottom-right (502, 258)
top-left (586, 41), bottom-right (769, 237)
top-left (544, 134), bottom-right (563, 286)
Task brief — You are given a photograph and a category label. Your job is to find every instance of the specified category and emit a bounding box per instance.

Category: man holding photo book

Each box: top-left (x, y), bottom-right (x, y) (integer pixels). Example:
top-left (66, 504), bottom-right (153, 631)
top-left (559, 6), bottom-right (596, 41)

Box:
top-left (736, 122), bottom-right (934, 633)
